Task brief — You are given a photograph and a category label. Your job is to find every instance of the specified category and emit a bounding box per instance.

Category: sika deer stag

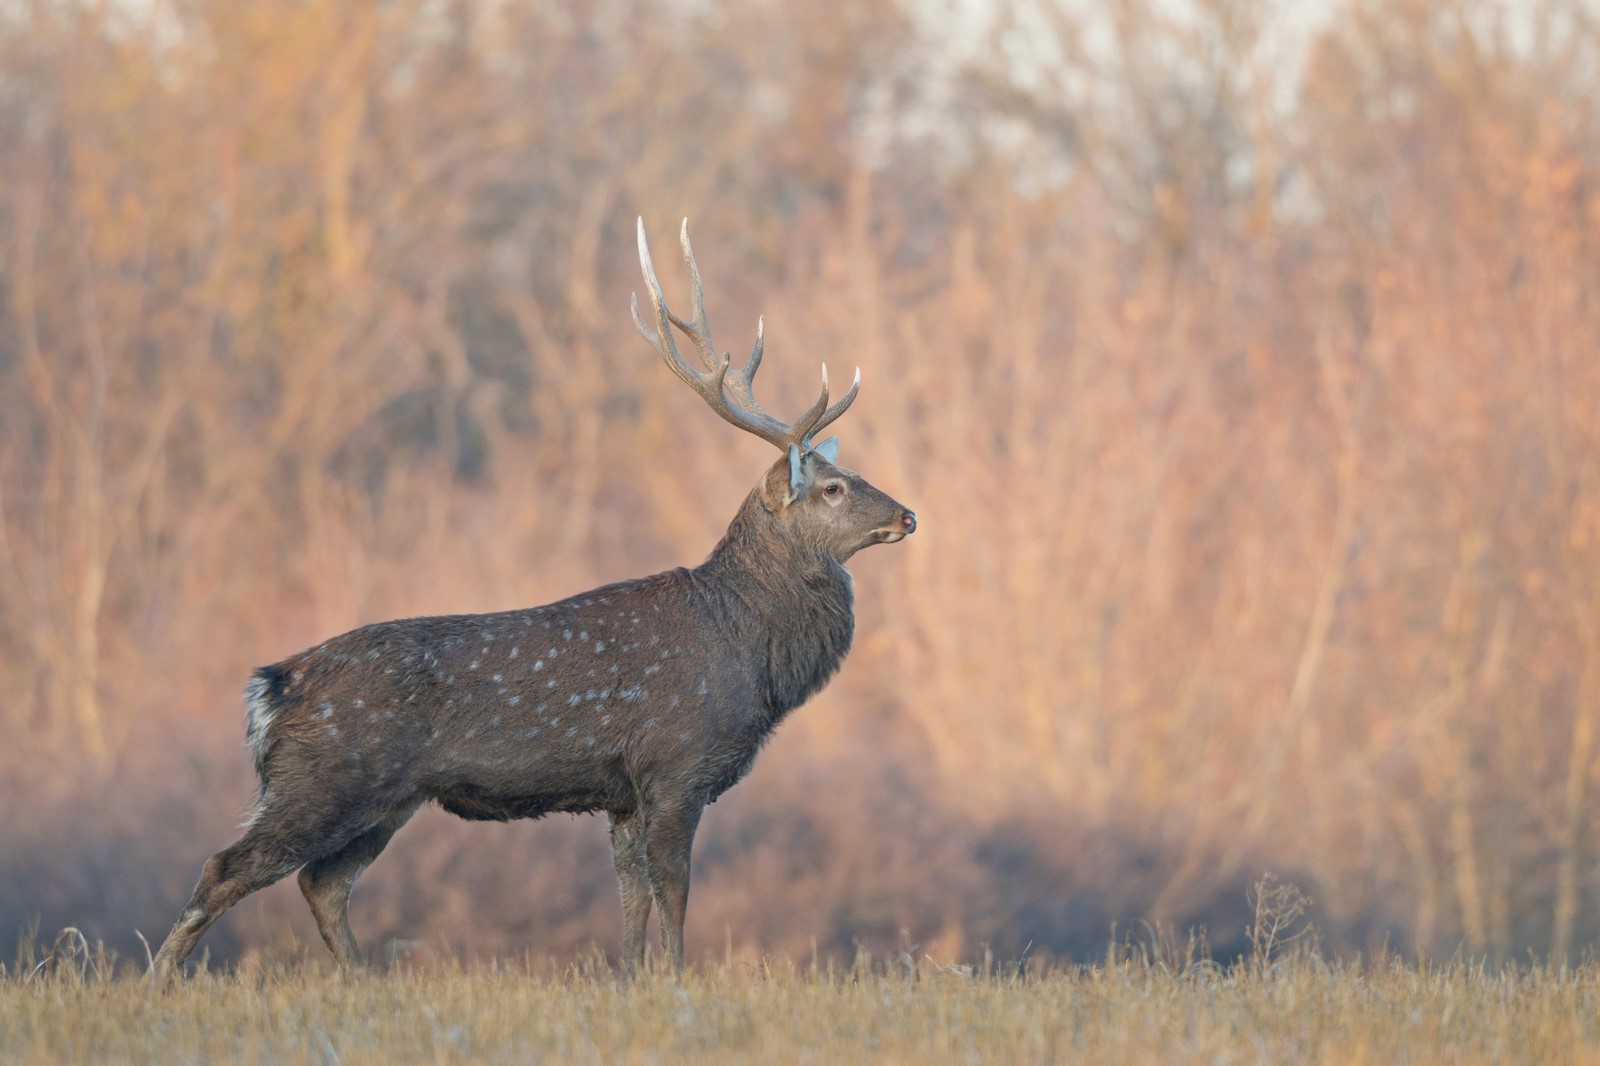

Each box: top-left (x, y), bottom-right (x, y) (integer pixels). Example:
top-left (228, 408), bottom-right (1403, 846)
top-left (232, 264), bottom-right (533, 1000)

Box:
top-left (148, 218), bottom-right (916, 978)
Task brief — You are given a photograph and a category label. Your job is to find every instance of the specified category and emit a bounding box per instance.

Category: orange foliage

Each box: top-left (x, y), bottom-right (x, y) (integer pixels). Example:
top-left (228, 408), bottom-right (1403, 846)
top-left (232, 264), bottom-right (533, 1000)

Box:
top-left (2, 0), bottom-right (1598, 965)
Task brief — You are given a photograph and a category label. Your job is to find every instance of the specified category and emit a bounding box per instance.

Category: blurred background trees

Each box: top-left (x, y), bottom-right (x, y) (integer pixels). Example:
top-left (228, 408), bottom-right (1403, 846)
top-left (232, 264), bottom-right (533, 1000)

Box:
top-left (3, 0), bottom-right (1599, 965)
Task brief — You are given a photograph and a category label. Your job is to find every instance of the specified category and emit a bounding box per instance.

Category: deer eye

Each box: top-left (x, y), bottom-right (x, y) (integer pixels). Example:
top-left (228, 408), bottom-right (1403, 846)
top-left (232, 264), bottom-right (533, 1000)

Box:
top-left (823, 482), bottom-right (844, 497)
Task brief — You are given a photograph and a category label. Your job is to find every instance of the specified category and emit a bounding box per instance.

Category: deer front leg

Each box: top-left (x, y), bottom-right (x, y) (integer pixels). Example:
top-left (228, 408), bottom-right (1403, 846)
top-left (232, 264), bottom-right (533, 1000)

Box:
top-left (608, 809), bottom-right (652, 975)
top-left (643, 798), bottom-right (703, 973)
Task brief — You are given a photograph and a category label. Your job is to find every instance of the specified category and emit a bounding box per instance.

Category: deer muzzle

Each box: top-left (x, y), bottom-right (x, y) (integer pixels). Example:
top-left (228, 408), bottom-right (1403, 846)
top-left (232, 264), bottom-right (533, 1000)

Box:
top-left (874, 510), bottom-right (916, 544)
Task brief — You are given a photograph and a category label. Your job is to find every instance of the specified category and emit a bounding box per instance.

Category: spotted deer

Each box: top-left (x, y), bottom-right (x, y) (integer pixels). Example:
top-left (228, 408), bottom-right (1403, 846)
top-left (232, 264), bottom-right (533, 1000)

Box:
top-left (148, 218), bottom-right (916, 977)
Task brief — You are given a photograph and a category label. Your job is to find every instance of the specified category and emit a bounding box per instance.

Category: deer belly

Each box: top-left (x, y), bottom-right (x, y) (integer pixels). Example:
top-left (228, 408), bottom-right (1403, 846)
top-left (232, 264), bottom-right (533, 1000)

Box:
top-left (426, 753), bottom-right (630, 822)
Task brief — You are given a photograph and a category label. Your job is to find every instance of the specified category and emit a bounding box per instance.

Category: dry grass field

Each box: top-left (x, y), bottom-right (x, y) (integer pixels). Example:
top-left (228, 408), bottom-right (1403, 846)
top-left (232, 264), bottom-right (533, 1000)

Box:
top-left (6, 944), bottom-right (1600, 1065)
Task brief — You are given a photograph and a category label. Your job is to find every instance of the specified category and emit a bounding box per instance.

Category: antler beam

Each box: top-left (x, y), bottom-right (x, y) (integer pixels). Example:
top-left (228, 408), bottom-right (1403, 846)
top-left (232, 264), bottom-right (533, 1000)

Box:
top-left (631, 217), bottom-right (858, 453)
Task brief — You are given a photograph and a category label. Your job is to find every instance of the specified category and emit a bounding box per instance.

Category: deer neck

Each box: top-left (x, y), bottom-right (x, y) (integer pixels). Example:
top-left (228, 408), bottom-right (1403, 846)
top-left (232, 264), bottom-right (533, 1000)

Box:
top-left (694, 494), bottom-right (856, 719)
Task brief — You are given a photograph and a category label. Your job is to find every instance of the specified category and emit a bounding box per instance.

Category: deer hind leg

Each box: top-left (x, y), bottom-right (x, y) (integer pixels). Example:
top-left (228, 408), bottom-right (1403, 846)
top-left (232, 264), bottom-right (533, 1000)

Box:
top-left (147, 825), bottom-right (313, 980)
top-left (297, 805), bottom-right (416, 970)
top-left (642, 799), bottom-right (704, 973)
top-left (608, 809), bottom-right (652, 975)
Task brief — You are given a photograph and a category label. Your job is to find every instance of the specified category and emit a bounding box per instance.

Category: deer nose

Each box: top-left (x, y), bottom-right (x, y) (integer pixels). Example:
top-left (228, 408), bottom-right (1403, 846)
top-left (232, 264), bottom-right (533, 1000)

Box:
top-left (901, 511), bottom-right (917, 534)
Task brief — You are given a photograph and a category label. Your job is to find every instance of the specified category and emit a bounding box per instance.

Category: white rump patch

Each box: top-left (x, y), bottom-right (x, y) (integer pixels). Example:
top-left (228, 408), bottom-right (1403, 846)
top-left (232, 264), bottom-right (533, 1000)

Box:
top-left (243, 674), bottom-right (276, 764)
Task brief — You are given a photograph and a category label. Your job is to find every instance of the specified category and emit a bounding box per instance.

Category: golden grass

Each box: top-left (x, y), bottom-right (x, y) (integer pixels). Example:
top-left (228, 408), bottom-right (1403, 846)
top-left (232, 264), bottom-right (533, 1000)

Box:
top-left (6, 946), bottom-right (1600, 1065)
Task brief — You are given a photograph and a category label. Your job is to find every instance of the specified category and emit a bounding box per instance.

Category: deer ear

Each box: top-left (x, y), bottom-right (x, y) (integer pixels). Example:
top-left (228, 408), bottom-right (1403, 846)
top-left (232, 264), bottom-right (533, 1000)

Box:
top-left (758, 450), bottom-right (800, 512)
top-left (787, 444), bottom-right (806, 502)
top-left (811, 437), bottom-right (839, 464)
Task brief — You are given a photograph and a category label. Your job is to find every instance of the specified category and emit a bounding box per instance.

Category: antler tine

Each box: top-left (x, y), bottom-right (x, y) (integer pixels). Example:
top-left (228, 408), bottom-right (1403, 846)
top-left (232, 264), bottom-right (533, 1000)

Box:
top-left (787, 364), bottom-right (833, 445)
top-left (748, 314), bottom-right (765, 378)
top-left (675, 219), bottom-right (719, 372)
top-left (807, 365), bottom-right (861, 442)
top-left (632, 218), bottom-right (698, 381)
top-left (720, 314), bottom-right (767, 416)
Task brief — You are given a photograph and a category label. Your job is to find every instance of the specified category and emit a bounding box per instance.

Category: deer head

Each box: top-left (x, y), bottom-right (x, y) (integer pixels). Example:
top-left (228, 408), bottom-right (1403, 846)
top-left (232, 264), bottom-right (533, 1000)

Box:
top-left (631, 217), bottom-right (916, 561)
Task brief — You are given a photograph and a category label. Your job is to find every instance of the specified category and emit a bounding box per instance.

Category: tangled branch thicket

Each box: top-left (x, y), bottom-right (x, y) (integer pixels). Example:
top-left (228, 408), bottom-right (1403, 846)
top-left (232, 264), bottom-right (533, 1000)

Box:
top-left (2, 0), bottom-right (1599, 966)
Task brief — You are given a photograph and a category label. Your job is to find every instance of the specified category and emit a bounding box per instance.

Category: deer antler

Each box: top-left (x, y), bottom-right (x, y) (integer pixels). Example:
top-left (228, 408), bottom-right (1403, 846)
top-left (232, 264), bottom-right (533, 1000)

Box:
top-left (631, 217), bottom-right (858, 454)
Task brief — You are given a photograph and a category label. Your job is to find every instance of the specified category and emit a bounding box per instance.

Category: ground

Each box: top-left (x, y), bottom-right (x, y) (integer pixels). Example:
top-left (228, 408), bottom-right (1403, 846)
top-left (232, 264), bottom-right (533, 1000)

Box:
top-left (5, 940), bottom-right (1599, 1064)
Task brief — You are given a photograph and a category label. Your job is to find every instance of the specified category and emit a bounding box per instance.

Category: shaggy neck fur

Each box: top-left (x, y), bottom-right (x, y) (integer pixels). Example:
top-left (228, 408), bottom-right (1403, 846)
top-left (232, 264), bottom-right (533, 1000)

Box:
top-left (693, 488), bottom-right (856, 723)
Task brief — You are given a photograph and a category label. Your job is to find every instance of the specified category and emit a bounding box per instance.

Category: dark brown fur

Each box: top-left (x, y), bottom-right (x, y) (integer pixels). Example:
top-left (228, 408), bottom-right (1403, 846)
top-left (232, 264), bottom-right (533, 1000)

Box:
top-left (149, 452), bottom-right (913, 976)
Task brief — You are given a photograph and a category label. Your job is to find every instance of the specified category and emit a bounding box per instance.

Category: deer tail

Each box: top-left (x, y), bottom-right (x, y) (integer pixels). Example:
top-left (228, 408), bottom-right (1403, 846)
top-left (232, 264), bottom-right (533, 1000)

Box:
top-left (242, 664), bottom-right (290, 781)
